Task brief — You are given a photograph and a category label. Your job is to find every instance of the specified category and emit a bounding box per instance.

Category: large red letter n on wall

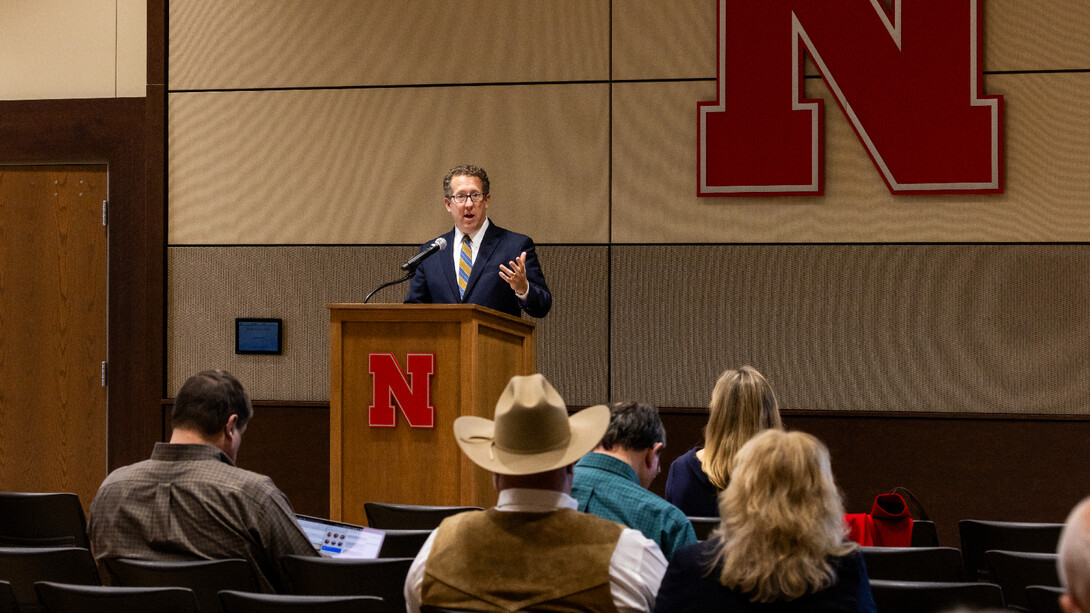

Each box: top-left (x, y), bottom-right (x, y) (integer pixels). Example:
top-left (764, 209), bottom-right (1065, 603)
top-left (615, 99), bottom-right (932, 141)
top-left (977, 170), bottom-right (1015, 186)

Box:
top-left (368, 353), bottom-right (435, 428)
top-left (699, 0), bottom-right (1003, 196)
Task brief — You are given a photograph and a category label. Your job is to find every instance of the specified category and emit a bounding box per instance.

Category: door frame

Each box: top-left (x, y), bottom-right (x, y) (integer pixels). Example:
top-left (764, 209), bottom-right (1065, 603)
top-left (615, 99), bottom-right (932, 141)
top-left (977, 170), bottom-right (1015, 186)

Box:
top-left (0, 97), bottom-right (164, 470)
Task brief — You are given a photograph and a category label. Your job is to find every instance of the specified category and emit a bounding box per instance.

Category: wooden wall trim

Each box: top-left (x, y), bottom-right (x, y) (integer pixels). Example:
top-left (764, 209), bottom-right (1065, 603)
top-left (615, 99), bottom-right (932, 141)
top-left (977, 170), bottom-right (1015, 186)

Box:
top-left (0, 97), bottom-right (163, 470)
top-left (148, 0), bottom-right (166, 87)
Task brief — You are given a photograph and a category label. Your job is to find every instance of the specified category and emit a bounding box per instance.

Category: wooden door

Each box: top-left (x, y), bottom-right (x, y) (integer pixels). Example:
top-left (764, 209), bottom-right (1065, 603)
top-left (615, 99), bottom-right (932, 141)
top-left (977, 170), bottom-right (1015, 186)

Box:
top-left (0, 165), bottom-right (108, 511)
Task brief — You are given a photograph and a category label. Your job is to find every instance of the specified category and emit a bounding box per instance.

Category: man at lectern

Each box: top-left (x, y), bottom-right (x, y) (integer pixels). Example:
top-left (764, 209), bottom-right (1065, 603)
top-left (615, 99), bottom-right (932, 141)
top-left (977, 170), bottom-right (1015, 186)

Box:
top-left (404, 164), bottom-right (552, 318)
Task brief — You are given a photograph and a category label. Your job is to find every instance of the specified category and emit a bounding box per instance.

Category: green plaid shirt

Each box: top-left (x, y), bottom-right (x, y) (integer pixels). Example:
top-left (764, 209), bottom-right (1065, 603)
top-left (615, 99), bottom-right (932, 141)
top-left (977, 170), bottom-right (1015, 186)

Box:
top-left (87, 443), bottom-right (318, 592)
top-left (572, 452), bottom-right (697, 560)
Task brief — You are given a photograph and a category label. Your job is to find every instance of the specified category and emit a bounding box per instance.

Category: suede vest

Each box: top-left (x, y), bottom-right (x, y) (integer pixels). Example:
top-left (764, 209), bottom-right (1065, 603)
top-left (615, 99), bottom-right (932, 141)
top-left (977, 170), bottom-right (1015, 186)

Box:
top-left (422, 508), bottom-right (624, 612)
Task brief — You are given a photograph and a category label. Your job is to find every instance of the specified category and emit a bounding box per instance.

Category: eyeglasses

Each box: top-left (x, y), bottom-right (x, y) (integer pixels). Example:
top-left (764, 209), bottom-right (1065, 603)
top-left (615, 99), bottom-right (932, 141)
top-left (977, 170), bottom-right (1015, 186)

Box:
top-left (449, 192), bottom-right (485, 204)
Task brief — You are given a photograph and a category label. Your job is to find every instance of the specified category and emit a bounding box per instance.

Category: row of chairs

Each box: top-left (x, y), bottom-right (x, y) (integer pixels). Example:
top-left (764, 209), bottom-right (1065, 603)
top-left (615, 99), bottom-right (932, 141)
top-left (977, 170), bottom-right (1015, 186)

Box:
top-left (0, 492), bottom-right (1033, 563)
top-left (3, 574), bottom-right (1064, 613)
top-left (2, 580), bottom-right (385, 613)
top-left (867, 580), bottom-right (1064, 613)
top-left (862, 547), bottom-right (1061, 611)
top-left (856, 519), bottom-right (1066, 613)
top-left (0, 547), bottom-right (414, 613)
top-left (0, 493), bottom-right (1070, 612)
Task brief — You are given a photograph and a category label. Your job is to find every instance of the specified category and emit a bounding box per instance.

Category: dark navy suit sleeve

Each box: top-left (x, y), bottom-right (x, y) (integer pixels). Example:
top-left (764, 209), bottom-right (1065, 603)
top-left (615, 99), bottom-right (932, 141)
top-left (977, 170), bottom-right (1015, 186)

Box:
top-left (404, 243), bottom-right (434, 304)
top-left (516, 236), bottom-right (551, 318)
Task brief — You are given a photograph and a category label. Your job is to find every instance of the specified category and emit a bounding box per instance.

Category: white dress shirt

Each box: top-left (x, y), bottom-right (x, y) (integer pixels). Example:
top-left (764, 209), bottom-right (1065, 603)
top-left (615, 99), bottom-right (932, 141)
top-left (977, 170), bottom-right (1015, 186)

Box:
top-left (453, 218), bottom-right (489, 276)
top-left (452, 218), bottom-right (529, 302)
top-left (404, 488), bottom-right (667, 612)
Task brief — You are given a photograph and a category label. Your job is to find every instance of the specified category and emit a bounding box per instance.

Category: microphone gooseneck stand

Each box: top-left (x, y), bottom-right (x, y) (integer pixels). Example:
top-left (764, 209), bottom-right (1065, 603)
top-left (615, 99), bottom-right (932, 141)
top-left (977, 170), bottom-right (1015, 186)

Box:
top-left (363, 270), bottom-right (415, 304)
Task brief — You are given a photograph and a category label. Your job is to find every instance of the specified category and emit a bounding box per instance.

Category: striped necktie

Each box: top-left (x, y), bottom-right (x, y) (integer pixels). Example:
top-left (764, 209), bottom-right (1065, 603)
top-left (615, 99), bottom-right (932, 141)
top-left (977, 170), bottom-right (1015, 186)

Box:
top-left (458, 235), bottom-right (472, 298)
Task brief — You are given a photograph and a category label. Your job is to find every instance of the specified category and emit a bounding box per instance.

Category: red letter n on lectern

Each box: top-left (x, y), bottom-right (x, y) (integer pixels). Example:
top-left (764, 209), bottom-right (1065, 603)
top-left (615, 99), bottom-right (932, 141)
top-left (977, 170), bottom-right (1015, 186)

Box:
top-left (698, 0), bottom-right (1003, 196)
top-left (368, 353), bottom-right (436, 428)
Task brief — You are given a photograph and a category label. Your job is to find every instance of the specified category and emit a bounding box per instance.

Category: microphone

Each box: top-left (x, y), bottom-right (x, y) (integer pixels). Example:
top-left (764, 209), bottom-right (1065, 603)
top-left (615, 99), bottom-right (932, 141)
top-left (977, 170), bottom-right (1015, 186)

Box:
top-left (401, 237), bottom-right (447, 271)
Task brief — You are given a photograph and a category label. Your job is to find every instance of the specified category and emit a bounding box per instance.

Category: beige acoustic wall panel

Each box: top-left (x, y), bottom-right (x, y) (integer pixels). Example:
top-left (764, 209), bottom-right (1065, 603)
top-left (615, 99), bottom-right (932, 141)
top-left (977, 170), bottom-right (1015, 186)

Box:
top-left (610, 244), bottom-right (1090, 414)
top-left (167, 246), bottom-right (411, 400)
top-left (169, 84), bottom-right (610, 245)
top-left (611, 0), bottom-right (716, 81)
top-left (611, 73), bottom-right (1090, 243)
top-left (985, 0), bottom-right (1090, 71)
top-left (169, 0), bottom-right (609, 90)
top-left (611, 1), bottom-right (1090, 81)
top-left (116, 0), bottom-right (148, 97)
top-left (0, 0), bottom-right (119, 100)
top-left (168, 245), bottom-right (608, 405)
top-left (531, 246), bottom-right (610, 407)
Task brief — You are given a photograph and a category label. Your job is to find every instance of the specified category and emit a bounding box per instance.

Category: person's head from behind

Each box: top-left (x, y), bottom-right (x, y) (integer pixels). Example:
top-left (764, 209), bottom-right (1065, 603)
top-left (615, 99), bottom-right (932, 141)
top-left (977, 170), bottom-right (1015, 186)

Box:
top-left (170, 369), bottom-right (253, 462)
top-left (702, 365), bottom-right (783, 489)
top-left (596, 400), bottom-right (666, 488)
top-left (1059, 497), bottom-right (1090, 613)
top-left (454, 373), bottom-right (610, 493)
top-left (712, 429), bottom-right (853, 602)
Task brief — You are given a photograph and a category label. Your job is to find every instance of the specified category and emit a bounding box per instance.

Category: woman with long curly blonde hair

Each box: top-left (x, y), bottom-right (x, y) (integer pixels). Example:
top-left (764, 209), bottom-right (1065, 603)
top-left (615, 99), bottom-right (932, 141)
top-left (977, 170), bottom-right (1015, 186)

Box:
top-left (664, 366), bottom-right (783, 517)
top-left (654, 430), bottom-right (877, 612)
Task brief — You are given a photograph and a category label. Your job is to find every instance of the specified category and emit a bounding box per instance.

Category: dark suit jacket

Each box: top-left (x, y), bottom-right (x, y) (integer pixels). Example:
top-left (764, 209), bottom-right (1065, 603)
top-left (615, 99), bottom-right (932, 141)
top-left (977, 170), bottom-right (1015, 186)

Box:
top-left (404, 222), bottom-right (551, 318)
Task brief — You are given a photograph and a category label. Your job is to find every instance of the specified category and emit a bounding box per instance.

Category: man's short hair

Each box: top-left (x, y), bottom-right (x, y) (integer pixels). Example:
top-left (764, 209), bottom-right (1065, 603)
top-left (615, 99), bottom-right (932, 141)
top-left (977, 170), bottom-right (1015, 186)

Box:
top-left (1059, 497), bottom-right (1090, 609)
top-left (171, 369), bottom-right (253, 436)
top-left (597, 401), bottom-right (665, 452)
top-left (443, 164), bottom-right (490, 197)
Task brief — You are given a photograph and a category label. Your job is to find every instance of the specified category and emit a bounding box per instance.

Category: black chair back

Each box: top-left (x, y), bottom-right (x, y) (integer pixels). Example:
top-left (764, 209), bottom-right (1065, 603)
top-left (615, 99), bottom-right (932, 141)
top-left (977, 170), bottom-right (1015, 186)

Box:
top-left (363, 503), bottom-right (480, 530)
top-left (103, 557), bottom-right (259, 613)
top-left (0, 581), bottom-right (17, 613)
top-left (280, 555), bottom-right (413, 613)
top-left (0, 547), bottom-right (99, 612)
top-left (35, 581), bottom-right (200, 613)
top-left (861, 546), bottom-right (965, 582)
top-left (218, 590), bottom-right (384, 612)
top-left (1025, 584), bottom-right (1065, 613)
top-left (959, 519), bottom-right (1063, 581)
top-left (868, 580), bottom-right (1005, 613)
top-left (687, 517), bottom-right (718, 541)
top-left (377, 529), bottom-right (432, 558)
top-left (984, 549), bottom-right (1061, 610)
top-left (0, 492), bottom-right (89, 549)
top-left (910, 520), bottom-right (940, 547)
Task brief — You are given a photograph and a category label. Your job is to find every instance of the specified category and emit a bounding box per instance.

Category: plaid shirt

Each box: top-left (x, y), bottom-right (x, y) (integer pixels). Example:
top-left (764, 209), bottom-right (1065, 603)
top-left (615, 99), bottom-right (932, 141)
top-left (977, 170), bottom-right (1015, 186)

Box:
top-left (87, 443), bottom-right (317, 592)
top-left (572, 452), bottom-right (697, 560)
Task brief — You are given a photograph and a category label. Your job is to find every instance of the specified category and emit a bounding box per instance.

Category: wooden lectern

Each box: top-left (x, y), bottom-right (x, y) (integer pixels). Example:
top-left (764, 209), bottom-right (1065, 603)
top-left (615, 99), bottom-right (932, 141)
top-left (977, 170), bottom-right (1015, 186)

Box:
top-left (327, 303), bottom-right (535, 525)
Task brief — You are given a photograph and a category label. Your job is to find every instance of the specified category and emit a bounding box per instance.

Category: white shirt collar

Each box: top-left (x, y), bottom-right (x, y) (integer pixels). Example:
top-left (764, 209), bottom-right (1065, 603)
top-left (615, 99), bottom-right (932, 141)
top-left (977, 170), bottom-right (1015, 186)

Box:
top-left (454, 217), bottom-right (490, 249)
top-left (494, 488), bottom-right (577, 513)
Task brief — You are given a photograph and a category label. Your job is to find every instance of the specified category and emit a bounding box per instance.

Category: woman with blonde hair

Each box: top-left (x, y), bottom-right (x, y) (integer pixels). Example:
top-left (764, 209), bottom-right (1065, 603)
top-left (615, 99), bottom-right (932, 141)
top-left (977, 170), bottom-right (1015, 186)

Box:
top-left (664, 365), bottom-right (783, 516)
top-left (653, 429), bottom-right (876, 612)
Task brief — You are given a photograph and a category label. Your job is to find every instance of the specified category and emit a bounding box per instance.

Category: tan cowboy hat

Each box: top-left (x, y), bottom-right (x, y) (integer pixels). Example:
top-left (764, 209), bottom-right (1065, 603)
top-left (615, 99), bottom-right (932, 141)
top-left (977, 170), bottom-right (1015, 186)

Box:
top-left (454, 374), bottom-right (609, 475)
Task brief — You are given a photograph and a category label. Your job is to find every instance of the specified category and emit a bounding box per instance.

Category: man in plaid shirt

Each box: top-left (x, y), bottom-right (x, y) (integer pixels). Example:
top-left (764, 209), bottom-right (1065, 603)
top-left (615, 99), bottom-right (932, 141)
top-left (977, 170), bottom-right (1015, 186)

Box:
top-left (88, 369), bottom-right (318, 592)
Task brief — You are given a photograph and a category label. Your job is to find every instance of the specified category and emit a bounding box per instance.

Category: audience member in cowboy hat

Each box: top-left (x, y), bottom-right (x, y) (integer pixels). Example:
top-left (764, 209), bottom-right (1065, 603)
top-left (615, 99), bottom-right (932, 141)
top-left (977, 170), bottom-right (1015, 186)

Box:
top-left (403, 373), bottom-right (667, 613)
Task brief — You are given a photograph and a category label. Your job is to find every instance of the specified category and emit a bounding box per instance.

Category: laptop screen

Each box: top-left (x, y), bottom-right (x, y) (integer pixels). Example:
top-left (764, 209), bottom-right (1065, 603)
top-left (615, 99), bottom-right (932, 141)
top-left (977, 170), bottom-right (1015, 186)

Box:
top-left (296, 514), bottom-right (385, 559)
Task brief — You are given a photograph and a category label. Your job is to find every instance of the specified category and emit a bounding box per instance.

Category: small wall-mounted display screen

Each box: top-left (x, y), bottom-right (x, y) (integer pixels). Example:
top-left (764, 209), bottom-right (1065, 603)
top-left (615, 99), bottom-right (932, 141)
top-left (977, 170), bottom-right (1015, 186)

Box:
top-left (236, 318), bottom-right (282, 354)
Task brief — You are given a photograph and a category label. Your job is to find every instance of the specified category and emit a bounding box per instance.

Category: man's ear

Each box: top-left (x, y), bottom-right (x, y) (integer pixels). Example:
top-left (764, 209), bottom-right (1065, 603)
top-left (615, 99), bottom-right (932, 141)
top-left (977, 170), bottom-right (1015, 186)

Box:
top-left (224, 413), bottom-right (239, 437)
top-left (645, 442), bottom-right (664, 468)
